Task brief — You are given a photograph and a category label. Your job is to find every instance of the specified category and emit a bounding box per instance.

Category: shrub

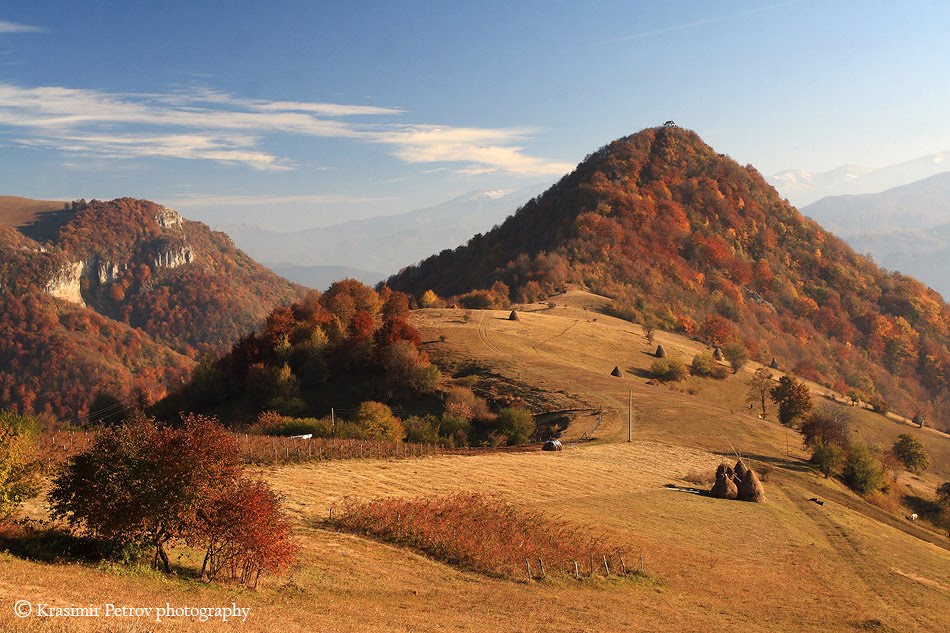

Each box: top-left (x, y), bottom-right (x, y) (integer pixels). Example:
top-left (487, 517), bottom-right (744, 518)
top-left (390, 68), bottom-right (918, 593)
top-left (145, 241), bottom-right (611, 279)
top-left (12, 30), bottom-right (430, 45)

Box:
top-left (351, 401), bottom-right (405, 442)
top-left (811, 441), bottom-right (845, 477)
top-left (690, 354), bottom-right (729, 379)
top-left (404, 415), bottom-right (441, 444)
top-left (650, 358), bottom-right (688, 382)
top-left (48, 414), bottom-right (296, 583)
top-left (494, 408), bottom-right (536, 445)
top-left (722, 342), bottom-right (749, 373)
top-left (0, 410), bottom-right (41, 522)
top-left (843, 443), bottom-right (887, 495)
top-left (328, 493), bottom-right (625, 580)
top-left (892, 434), bottom-right (930, 474)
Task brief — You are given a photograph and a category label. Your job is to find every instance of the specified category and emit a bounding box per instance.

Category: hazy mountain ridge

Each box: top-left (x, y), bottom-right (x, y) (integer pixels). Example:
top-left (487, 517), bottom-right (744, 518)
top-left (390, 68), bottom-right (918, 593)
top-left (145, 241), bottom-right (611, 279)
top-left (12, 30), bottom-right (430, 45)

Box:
top-left (802, 173), bottom-right (950, 298)
top-left (220, 185), bottom-right (547, 280)
top-left (389, 126), bottom-right (949, 422)
top-left (769, 151), bottom-right (950, 207)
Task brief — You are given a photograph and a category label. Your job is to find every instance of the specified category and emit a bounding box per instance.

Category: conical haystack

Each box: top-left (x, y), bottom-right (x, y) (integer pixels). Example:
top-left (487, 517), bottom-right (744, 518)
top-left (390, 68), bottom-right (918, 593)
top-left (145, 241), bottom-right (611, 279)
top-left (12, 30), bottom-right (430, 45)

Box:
top-left (713, 347), bottom-right (725, 361)
top-left (769, 357), bottom-right (779, 369)
top-left (710, 468), bottom-right (739, 499)
top-left (655, 344), bottom-right (666, 358)
top-left (733, 459), bottom-right (749, 483)
top-left (610, 366), bottom-right (623, 377)
top-left (508, 309), bottom-right (520, 321)
top-left (737, 467), bottom-right (766, 503)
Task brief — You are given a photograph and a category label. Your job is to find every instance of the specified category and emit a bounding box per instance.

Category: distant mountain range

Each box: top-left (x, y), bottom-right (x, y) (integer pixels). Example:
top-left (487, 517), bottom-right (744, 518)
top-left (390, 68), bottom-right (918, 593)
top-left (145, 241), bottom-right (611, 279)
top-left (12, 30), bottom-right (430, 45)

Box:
top-left (769, 151), bottom-right (949, 207)
top-left (802, 172), bottom-right (950, 298)
top-left (220, 185), bottom-right (546, 288)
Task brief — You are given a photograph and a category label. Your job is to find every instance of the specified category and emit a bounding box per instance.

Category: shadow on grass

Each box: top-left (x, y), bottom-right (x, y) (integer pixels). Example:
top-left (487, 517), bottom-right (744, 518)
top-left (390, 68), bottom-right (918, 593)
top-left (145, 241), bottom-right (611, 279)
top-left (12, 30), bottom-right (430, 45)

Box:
top-left (664, 483), bottom-right (710, 496)
top-left (710, 450), bottom-right (815, 475)
top-left (0, 521), bottom-right (197, 578)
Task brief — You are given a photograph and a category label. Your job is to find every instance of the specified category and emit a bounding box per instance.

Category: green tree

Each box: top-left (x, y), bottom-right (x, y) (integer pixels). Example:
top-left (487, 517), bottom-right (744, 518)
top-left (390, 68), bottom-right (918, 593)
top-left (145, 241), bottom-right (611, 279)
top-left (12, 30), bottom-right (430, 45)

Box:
top-left (0, 410), bottom-right (41, 522)
top-left (892, 434), bottom-right (930, 474)
top-left (842, 443), bottom-right (886, 495)
top-left (494, 408), bottom-right (535, 445)
top-left (770, 375), bottom-right (813, 426)
top-left (810, 441), bottom-right (845, 477)
top-left (745, 367), bottom-right (773, 416)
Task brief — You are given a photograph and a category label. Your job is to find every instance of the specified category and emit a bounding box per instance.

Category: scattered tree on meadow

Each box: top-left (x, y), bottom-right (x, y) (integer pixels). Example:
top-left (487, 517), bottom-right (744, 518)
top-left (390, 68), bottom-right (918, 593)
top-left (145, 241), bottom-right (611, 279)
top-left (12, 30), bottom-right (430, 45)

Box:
top-left (493, 407), bottom-right (535, 446)
top-left (0, 410), bottom-right (41, 522)
top-left (842, 442), bottom-right (887, 495)
top-left (800, 405), bottom-right (851, 451)
top-left (745, 367), bottom-right (773, 416)
top-left (891, 434), bottom-right (930, 474)
top-left (770, 375), bottom-right (813, 426)
top-left (722, 342), bottom-right (748, 374)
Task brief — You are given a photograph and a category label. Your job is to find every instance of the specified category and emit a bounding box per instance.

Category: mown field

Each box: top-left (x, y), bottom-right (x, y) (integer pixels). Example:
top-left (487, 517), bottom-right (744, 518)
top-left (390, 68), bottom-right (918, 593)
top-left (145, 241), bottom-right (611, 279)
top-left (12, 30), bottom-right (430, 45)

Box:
top-left (1, 290), bottom-right (947, 632)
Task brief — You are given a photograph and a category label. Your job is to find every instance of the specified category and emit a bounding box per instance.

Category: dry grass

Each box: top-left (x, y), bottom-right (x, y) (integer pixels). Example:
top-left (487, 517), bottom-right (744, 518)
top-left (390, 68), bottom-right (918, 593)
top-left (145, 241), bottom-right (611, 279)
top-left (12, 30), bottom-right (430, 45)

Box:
top-left (3, 290), bottom-right (948, 632)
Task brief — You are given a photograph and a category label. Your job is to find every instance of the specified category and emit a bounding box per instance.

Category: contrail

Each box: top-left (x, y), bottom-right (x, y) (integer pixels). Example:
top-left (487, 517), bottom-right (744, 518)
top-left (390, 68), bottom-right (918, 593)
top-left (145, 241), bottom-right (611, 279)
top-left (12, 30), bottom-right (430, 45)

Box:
top-left (604, 0), bottom-right (804, 44)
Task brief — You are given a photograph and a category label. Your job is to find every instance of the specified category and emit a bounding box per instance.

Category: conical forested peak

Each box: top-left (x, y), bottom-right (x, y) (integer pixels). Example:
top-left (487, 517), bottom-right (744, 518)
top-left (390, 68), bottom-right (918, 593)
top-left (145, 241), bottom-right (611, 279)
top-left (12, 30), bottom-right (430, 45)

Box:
top-left (389, 127), bottom-right (949, 426)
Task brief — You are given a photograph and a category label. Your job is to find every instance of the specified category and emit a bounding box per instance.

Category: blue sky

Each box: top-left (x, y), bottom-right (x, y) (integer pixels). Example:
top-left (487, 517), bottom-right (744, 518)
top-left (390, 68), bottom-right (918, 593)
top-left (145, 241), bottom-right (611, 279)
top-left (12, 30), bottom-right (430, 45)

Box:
top-left (2, 1), bottom-right (949, 229)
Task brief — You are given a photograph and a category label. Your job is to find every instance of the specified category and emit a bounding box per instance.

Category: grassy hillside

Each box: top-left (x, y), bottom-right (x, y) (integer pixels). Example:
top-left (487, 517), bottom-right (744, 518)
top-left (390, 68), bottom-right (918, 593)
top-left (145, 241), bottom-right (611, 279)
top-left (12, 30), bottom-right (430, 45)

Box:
top-left (2, 291), bottom-right (946, 632)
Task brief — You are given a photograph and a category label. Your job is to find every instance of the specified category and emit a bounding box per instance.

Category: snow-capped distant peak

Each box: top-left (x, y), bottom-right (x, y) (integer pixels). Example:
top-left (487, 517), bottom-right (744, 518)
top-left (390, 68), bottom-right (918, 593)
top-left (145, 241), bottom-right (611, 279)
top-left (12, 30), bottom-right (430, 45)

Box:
top-left (471, 189), bottom-right (512, 200)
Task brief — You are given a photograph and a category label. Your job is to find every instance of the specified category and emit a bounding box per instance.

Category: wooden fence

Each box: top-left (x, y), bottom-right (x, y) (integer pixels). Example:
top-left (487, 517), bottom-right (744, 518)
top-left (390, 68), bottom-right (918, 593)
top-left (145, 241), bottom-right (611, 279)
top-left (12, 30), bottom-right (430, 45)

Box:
top-left (35, 430), bottom-right (536, 469)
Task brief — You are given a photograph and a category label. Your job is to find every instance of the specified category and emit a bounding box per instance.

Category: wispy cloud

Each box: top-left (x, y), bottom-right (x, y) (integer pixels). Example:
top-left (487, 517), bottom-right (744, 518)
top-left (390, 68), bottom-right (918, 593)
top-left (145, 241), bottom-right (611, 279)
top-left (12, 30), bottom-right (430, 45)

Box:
top-left (166, 193), bottom-right (394, 207)
top-left (605, 1), bottom-right (801, 43)
top-left (0, 20), bottom-right (47, 34)
top-left (0, 83), bottom-right (570, 175)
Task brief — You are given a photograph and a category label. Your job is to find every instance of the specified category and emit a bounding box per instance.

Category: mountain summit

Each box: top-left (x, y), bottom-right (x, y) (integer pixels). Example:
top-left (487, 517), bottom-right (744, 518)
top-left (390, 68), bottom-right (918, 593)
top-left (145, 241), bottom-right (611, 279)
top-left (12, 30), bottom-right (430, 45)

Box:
top-left (388, 126), bottom-right (949, 422)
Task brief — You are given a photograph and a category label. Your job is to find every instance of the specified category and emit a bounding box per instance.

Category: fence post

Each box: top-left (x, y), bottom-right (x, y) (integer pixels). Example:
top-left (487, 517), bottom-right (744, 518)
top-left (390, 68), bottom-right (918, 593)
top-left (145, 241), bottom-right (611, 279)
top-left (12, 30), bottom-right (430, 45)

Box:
top-left (603, 555), bottom-right (610, 576)
top-left (524, 558), bottom-right (532, 581)
top-left (573, 561), bottom-right (580, 579)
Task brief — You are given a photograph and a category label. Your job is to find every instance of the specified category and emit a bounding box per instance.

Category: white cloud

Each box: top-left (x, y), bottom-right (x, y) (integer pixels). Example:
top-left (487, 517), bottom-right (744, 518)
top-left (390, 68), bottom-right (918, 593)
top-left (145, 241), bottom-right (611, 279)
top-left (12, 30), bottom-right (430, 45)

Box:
top-left (0, 20), bottom-right (46, 34)
top-left (0, 83), bottom-right (572, 175)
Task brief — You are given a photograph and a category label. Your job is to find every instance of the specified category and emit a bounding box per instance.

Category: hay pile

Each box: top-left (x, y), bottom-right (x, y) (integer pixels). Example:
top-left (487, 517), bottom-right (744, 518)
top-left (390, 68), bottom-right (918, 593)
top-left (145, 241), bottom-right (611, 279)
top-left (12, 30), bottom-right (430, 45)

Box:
top-left (708, 459), bottom-right (766, 503)
top-left (710, 464), bottom-right (738, 499)
top-left (508, 310), bottom-right (520, 321)
top-left (655, 344), bottom-right (666, 358)
top-left (713, 347), bottom-right (725, 361)
top-left (769, 357), bottom-right (780, 369)
top-left (610, 366), bottom-right (623, 377)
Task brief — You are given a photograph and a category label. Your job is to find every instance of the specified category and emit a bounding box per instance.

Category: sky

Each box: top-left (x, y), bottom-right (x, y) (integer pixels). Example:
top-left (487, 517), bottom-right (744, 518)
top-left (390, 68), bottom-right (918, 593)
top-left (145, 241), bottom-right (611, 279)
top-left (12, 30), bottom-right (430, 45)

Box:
top-left (2, 1), bottom-right (950, 230)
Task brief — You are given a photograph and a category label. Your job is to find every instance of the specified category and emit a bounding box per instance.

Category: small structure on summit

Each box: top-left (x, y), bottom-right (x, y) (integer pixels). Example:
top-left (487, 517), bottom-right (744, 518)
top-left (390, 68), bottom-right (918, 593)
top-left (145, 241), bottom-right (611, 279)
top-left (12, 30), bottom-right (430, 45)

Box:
top-left (713, 347), bottom-right (725, 361)
top-left (655, 344), bottom-right (667, 358)
top-left (610, 366), bottom-right (624, 378)
top-left (664, 120), bottom-right (677, 127)
top-left (508, 309), bottom-right (520, 321)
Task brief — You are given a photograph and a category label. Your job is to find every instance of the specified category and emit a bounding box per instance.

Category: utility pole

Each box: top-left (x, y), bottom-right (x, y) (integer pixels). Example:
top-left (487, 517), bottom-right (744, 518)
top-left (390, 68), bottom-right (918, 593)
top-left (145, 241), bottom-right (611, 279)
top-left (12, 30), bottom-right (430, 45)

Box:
top-left (628, 389), bottom-right (633, 442)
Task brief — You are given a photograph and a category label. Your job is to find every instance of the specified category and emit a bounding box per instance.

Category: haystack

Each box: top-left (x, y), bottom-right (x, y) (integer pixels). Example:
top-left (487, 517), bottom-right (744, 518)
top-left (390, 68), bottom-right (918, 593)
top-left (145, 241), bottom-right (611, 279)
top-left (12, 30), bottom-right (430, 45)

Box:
top-left (508, 309), bottom-right (520, 321)
top-left (610, 366), bottom-right (623, 377)
top-left (737, 467), bottom-right (766, 503)
top-left (769, 357), bottom-right (779, 369)
top-left (710, 467), bottom-right (739, 499)
top-left (733, 459), bottom-right (749, 483)
top-left (713, 346), bottom-right (725, 361)
top-left (655, 344), bottom-right (667, 358)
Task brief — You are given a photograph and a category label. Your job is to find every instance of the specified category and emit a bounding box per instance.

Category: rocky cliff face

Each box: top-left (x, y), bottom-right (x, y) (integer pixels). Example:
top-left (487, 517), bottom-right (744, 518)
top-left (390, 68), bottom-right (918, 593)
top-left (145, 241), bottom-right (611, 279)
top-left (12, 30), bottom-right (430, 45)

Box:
top-left (44, 260), bottom-right (86, 307)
